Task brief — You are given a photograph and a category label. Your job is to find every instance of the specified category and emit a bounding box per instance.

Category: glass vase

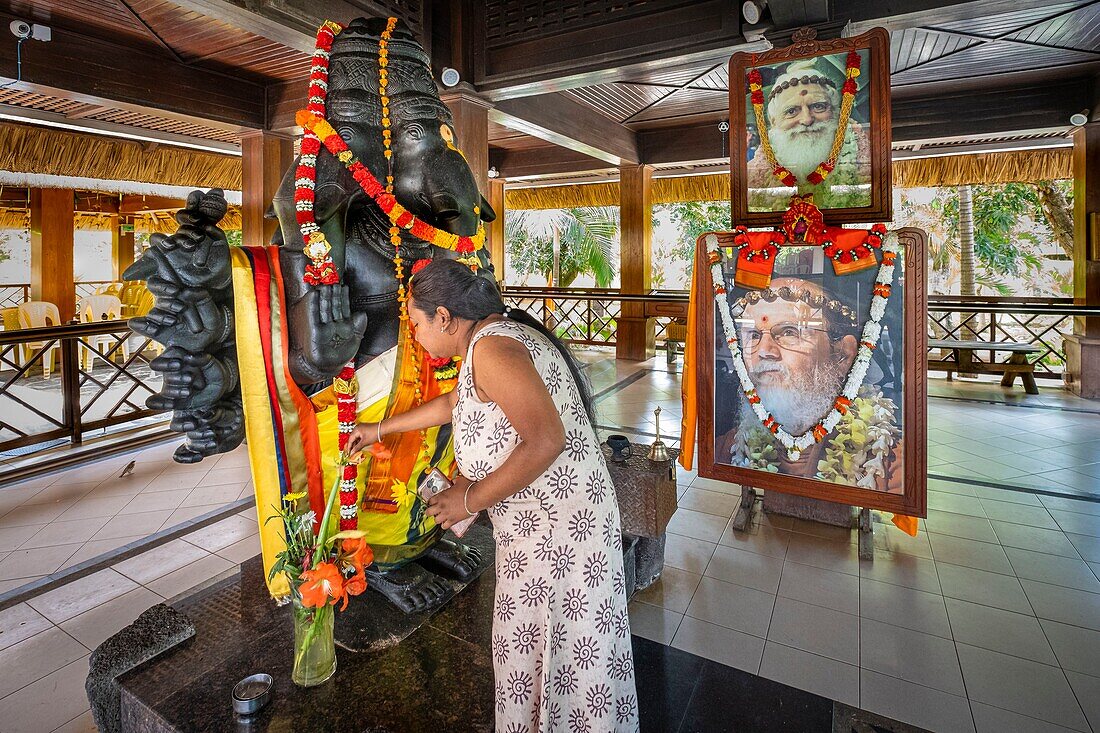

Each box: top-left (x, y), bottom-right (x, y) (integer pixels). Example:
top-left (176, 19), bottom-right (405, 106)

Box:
top-left (291, 599), bottom-right (336, 687)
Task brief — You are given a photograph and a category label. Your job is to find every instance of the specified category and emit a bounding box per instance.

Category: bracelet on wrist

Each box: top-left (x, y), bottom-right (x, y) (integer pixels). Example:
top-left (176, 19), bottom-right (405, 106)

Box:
top-left (463, 482), bottom-right (478, 517)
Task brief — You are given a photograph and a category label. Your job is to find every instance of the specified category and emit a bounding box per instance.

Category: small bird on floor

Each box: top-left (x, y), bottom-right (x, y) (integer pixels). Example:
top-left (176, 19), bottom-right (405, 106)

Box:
top-left (119, 460), bottom-right (136, 478)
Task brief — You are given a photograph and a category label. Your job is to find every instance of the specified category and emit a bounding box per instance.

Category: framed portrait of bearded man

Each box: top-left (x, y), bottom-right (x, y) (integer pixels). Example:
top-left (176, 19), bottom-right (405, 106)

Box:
top-left (730, 27), bottom-right (891, 227)
top-left (694, 228), bottom-right (927, 516)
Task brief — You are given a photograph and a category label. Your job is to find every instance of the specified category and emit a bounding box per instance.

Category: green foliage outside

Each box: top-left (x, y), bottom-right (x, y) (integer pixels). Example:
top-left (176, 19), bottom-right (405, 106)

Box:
top-left (651, 200), bottom-right (731, 288)
top-left (505, 208), bottom-right (619, 287)
top-left (896, 181), bottom-right (1073, 297)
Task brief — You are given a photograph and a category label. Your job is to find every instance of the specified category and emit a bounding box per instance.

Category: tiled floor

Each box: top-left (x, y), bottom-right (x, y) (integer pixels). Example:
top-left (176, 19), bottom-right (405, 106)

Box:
top-left (0, 444), bottom-right (253, 596)
top-left (0, 352), bottom-right (1099, 731)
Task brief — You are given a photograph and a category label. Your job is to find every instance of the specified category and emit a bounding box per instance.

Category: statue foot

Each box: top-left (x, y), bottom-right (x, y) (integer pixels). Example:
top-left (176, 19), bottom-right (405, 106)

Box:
top-left (414, 538), bottom-right (482, 583)
top-left (365, 563), bottom-right (451, 614)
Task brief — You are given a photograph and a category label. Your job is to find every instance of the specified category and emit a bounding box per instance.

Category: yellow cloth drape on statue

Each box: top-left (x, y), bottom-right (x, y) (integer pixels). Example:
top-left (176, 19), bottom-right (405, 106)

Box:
top-left (231, 247), bottom-right (457, 596)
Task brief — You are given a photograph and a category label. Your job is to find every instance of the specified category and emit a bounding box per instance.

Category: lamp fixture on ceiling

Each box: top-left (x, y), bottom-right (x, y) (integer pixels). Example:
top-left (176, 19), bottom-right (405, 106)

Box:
top-left (487, 166), bottom-right (500, 179)
top-left (1070, 109), bottom-right (1090, 127)
top-left (441, 67), bottom-right (461, 87)
top-left (742, 0), bottom-right (767, 25)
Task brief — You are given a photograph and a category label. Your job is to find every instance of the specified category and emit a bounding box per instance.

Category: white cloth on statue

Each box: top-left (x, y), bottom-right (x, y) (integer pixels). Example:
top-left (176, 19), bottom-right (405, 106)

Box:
top-left (451, 319), bottom-right (639, 733)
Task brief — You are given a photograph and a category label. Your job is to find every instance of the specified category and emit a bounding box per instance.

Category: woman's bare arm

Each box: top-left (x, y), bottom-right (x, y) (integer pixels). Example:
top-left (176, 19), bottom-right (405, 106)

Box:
top-left (345, 390), bottom-right (457, 455)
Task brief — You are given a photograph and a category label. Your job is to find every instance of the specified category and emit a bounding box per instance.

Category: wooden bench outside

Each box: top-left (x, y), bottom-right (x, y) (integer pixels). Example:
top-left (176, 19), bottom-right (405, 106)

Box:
top-left (927, 338), bottom-right (1041, 394)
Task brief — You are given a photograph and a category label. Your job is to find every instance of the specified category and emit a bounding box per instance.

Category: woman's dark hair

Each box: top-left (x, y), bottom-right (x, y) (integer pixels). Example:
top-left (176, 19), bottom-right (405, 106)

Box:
top-left (410, 259), bottom-right (595, 425)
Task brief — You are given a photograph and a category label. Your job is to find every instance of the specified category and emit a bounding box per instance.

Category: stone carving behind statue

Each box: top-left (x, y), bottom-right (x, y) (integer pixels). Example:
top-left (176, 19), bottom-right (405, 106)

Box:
top-left (125, 17), bottom-right (496, 615)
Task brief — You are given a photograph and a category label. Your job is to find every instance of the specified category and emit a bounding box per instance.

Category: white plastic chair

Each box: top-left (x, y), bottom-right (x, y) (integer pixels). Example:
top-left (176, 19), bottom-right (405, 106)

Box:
top-left (17, 301), bottom-right (61, 378)
top-left (78, 294), bottom-right (126, 371)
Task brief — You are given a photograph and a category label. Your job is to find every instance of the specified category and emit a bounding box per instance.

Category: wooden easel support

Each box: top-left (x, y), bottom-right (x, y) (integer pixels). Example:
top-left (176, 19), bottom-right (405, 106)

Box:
top-left (858, 507), bottom-right (874, 561)
top-left (729, 485), bottom-right (759, 532)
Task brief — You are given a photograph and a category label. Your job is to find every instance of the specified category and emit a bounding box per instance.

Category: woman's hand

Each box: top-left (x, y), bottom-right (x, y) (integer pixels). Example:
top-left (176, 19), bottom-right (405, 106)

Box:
top-left (426, 475), bottom-right (476, 530)
top-left (345, 421), bottom-right (380, 459)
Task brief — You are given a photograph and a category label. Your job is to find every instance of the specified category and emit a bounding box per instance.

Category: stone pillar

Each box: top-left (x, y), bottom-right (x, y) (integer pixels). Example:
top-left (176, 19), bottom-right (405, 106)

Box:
top-left (112, 215), bottom-right (136, 281)
top-left (241, 131), bottom-right (293, 247)
top-left (487, 177), bottom-right (506, 282)
top-left (617, 164), bottom-right (655, 361)
top-left (441, 86), bottom-right (492, 198)
top-left (30, 188), bottom-right (75, 321)
top-left (1064, 122), bottom-right (1100, 399)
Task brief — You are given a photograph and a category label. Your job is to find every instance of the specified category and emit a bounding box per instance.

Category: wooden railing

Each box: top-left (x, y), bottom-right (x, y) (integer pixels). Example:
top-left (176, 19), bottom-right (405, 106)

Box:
top-left (0, 320), bottom-right (166, 454)
top-left (0, 281), bottom-right (120, 313)
top-left (926, 296), bottom-right (1093, 379)
top-left (503, 288), bottom-right (1099, 380)
top-left (502, 287), bottom-right (690, 346)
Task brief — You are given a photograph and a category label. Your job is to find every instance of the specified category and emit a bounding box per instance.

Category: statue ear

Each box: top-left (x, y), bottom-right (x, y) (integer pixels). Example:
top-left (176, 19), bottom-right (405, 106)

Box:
top-left (479, 196), bottom-right (497, 223)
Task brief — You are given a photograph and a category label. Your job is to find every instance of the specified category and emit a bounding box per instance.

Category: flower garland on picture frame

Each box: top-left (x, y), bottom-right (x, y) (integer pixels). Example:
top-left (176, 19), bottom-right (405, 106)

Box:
top-left (704, 230), bottom-right (899, 461)
top-left (749, 49), bottom-right (861, 187)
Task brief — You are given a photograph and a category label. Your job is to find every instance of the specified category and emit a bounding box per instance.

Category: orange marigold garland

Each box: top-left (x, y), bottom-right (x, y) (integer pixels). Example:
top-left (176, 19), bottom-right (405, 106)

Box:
top-left (749, 49), bottom-right (861, 188)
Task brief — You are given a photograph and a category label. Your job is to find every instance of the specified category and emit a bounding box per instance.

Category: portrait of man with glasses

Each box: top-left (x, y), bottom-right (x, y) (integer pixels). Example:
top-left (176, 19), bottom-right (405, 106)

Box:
top-left (715, 274), bottom-right (904, 491)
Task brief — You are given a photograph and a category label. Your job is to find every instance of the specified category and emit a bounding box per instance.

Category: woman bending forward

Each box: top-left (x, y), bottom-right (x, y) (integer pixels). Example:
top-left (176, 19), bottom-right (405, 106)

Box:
top-left (348, 260), bottom-right (638, 732)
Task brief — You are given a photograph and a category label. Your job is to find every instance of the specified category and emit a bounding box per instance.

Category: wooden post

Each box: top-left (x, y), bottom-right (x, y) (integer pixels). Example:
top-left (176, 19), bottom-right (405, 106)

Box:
top-left (1065, 121), bottom-right (1100, 399)
top-left (241, 130), bottom-right (293, 247)
top-left (112, 215), bottom-right (136, 281)
top-left (488, 177), bottom-right (506, 282)
top-left (441, 87), bottom-right (492, 199)
top-left (617, 164), bottom-right (655, 361)
top-left (30, 188), bottom-right (76, 321)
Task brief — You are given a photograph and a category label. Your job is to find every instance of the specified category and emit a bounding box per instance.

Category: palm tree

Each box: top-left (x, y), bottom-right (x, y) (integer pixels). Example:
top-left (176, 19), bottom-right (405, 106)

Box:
top-left (506, 207), bottom-right (619, 287)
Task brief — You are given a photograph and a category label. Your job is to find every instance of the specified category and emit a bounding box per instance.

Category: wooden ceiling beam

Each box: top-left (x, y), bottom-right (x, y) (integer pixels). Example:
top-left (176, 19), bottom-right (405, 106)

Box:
top-left (842, 0), bottom-right (1059, 33)
top-left (490, 93), bottom-right (639, 165)
top-left (0, 10), bottom-right (264, 131)
top-left (489, 146), bottom-right (610, 181)
top-left (497, 78), bottom-right (1089, 180)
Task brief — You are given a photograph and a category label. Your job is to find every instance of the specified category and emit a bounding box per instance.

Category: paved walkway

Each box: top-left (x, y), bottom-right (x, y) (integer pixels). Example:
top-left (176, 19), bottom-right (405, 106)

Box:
top-left (0, 355), bottom-right (1097, 732)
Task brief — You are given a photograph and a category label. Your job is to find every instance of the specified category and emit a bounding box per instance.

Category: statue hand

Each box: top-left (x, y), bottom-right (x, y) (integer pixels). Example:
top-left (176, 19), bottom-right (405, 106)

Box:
top-left (148, 347), bottom-right (236, 410)
top-left (289, 284), bottom-right (368, 379)
top-left (171, 398), bottom-right (245, 461)
top-left (131, 287), bottom-right (230, 353)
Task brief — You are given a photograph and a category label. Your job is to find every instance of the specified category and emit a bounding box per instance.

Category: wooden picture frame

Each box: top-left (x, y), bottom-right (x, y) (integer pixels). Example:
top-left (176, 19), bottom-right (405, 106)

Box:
top-left (729, 27), bottom-right (892, 227)
top-left (694, 227), bottom-right (927, 517)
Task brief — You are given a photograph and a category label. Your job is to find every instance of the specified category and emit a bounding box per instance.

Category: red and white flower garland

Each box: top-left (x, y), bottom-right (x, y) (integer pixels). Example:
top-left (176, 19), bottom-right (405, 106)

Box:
top-left (334, 366), bottom-right (359, 530)
top-left (705, 230), bottom-right (899, 460)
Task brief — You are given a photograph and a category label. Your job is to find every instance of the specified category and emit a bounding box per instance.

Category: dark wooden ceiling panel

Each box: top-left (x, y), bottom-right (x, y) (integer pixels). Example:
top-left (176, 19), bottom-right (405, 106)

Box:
top-left (892, 41), bottom-right (1099, 85)
top-left (0, 89), bottom-right (86, 114)
top-left (688, 64), bottom-right (728, 92)
top-left (626, 87), bottom-right (726, 123)
top-left (563, 83), bottom-right (673, 123)
top-left (1004, 2), bottom-right (1100, 53)
top-left (0, 88), bottom-right (240, 144)
top-left (3, 0), bottom-right (162, 53)
top-left (890, 28), bottom-right (980, 73)
top-left (619, 65), bottom-right (714, 87)
top-left (86, 107), bottom-right (240, 143)
top-left (127, 0), bottom-right (312, 83)
top-left (931, 0), bottom-right (1092, 36)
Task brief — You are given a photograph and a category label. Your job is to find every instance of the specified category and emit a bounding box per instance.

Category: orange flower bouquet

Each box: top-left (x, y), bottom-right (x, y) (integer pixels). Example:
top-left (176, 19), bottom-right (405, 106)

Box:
top-left (268, 455), bottom-right (373, 687)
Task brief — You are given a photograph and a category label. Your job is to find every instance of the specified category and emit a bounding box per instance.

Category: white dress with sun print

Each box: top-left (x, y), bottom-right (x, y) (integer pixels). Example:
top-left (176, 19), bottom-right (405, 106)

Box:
top-left (451, 318), bottom-right (639, 733)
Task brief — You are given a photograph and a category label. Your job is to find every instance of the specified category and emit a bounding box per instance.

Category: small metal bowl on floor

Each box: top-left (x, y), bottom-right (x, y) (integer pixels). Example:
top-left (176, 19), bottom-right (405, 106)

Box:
top-left (232, 673), bottom-right (273, 716)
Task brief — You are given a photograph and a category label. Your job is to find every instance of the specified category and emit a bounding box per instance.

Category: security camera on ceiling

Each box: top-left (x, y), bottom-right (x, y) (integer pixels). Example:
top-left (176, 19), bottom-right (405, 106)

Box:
top-left (9, 20), bottom-right (51, 42)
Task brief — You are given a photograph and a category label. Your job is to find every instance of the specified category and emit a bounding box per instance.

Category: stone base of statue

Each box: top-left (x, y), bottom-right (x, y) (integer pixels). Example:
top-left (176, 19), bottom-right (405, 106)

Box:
top-left (336, 523), bottom-right (495, 652)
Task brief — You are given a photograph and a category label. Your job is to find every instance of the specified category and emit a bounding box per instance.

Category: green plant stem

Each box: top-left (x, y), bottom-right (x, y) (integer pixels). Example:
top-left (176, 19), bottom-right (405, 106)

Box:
top-left (310, 461), bottom-right (345, 569)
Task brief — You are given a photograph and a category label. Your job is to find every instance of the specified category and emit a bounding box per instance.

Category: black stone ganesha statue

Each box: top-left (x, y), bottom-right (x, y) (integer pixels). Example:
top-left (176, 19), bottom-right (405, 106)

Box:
top-left (125, 17), bottom-right (495, 614)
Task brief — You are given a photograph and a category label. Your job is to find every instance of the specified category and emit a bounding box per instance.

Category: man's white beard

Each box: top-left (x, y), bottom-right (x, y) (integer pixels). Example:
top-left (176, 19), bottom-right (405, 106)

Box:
top-left (749, 358), bottom-right (845, 435)
top-left (769, 118), bottom-right (839, 180)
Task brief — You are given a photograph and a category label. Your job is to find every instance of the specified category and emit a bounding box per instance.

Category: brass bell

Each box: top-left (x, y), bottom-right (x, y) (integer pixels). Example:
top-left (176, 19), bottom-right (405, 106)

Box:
top-left (647, 406), bottom-right (671, 463)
